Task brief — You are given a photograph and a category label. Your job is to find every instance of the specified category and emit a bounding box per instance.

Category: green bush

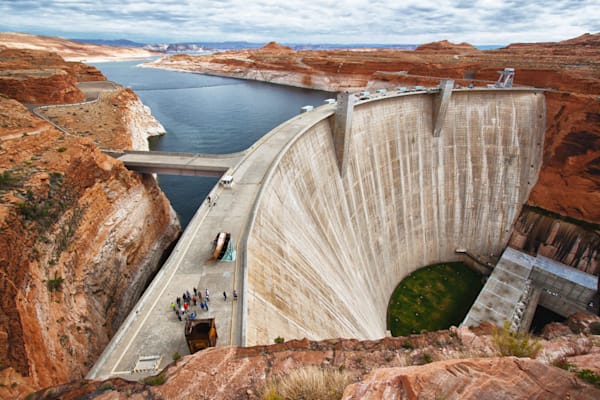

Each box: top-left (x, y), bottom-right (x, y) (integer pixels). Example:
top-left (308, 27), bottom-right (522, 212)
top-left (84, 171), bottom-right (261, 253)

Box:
top-left (422, 353), bottom-right (433, 364)
top-left (260, 367), bottom-right (350, 400)
top-left (143, 374), bottom-right (166, 386)
top-left (99, 382), bottom-right (113, 391)
top-left (577, 369), bottom-right (600, 387)
top-left (401, 340), bottom-right (413, 350)
top-left (552, 356), bottom-right (576, 372)
top-left (589, 321), bottom-right (600, 335)
top-left (47, 273), bottom-right (64, 292)
top-left (0, 170), bottom-right (19, 189)
top-left (492, 321), bottom-right (542, 358)
top-left (172, 352), bottom-right (181, 362)
top-left (274, 336), bottom-right (285, 344)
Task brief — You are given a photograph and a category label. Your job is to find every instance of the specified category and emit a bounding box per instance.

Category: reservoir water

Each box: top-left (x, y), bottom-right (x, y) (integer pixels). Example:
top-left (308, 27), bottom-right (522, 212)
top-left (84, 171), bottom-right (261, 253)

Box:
top-left (94, 59), bottom-right (334, 227)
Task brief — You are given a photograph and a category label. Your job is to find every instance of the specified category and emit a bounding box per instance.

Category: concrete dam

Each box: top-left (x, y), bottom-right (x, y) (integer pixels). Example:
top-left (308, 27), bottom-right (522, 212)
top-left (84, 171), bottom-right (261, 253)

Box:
top-left (88, 87), bottom-right (548, 380)
top-left (244, 89), bottom-right (545, 345)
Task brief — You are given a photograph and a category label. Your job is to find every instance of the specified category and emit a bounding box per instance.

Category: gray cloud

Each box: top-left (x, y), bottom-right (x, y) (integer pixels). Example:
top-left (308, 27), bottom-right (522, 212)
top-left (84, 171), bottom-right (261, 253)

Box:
top-left (0, 0), bottom-right (597, 44)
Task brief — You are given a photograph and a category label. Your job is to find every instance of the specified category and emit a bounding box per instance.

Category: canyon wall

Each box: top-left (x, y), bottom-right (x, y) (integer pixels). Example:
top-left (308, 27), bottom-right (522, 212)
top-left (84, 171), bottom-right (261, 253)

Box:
top-left (245, 90), bottom-right (545, 344)
top-left (0, 48), bottom-right (179, 394)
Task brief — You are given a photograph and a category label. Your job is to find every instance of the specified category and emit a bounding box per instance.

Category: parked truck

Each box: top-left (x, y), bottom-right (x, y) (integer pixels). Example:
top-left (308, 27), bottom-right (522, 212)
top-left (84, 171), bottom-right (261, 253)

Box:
top-left (184, 318), bottom-right (218, 353)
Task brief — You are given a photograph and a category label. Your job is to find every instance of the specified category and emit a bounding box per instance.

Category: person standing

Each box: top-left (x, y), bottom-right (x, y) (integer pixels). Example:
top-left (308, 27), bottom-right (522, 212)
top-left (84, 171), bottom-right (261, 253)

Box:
top-left (223, 291), bottom-right (227, 301)
top-left (233, 290), bottom-right (238, 300)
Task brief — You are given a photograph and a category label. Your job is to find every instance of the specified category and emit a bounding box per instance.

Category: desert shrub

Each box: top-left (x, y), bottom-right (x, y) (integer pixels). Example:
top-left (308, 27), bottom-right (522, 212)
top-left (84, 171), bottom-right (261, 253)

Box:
top-left (552, 356), bottom-right (576, 372)
top-left (492, 321), bottom-right (542, 358)
top-left (589, 321), bottom-right (600, 335)
top-left (143, 374), bottom-right (166, 386)
top-left (274, 336), bottom-right (285, 344)
top-left (47, 273), bottom-right (64, 292)
top-left (577, 369), bottom-right (600, 387)
top-left (422, 353), bottom-right (433, 364)
top-left (0, 170), bottom-right (19, 189)
top-left (260, 366), bottom-right (350, 400)
top-left (172, 352), bottom-right (181, 362)
top-left (99, 382), bottom-right (113, 391)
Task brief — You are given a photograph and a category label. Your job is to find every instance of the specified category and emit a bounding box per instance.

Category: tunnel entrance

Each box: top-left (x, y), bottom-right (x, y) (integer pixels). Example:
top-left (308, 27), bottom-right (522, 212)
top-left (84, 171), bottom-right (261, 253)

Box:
top-left (530, 305), bottom-right (566, 334)
top-left (386, 262), bottom-right (484, 336)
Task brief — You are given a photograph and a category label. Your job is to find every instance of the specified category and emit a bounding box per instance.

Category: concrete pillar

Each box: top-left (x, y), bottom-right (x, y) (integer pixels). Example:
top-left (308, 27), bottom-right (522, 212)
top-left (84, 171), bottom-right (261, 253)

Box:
top-left (433, 79), bottom-right (454, 137)
top-left (332, 92), bottom-right (354, 176)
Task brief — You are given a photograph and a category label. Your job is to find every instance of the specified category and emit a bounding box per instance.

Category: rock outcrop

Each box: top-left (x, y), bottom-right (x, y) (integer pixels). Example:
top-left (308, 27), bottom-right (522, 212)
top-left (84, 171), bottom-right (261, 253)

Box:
top-left (37, 88), bottom-right (165, 151)
top-left (509, 206), bottom-right (599, 274)
top-left (21, 324), bottom-right (600, 400)
top-left (342, 357), bottom-right (600, 399)
top-left (0, 45), bottom-right (178, 395)
top-left (415, 39), bottom-right (478, 52)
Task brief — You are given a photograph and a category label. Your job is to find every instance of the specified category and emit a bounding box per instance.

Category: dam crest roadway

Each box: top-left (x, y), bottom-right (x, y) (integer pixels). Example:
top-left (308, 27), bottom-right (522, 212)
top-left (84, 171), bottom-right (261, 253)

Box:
top-left (88, 84), bottom-right (549, 381)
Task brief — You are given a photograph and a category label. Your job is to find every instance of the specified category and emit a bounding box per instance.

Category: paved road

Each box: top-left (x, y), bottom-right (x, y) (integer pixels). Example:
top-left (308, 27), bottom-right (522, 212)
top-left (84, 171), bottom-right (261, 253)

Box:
top-left (87, 103), bottom-right (336, 381)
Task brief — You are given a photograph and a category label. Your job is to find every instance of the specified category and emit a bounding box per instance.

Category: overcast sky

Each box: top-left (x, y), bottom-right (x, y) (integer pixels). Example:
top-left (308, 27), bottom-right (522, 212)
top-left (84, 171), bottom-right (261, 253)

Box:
top-left (1, 0), bottom-right (598, 45)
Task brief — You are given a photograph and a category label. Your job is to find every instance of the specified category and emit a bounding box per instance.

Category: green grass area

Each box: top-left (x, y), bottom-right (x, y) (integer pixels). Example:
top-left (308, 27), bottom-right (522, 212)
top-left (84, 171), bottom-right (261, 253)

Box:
top-left (387, 262), bottom-right (483, 337)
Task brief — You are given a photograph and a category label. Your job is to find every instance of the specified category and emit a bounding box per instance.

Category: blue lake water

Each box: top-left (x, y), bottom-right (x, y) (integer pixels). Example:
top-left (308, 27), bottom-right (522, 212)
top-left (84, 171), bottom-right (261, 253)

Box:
top-left (93, 60), bottom-right (334, 227)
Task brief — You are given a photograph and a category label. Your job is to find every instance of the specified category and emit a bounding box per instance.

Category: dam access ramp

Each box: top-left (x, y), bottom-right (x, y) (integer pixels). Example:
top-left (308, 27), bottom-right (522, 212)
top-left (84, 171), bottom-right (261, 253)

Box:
top-left (89, 85), bottom-right (547, 381)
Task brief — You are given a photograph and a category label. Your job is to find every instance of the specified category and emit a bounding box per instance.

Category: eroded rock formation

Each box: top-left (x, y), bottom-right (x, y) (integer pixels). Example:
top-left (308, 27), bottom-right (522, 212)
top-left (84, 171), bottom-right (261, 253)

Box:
top-left (342, 357), bottom-right (600, 400)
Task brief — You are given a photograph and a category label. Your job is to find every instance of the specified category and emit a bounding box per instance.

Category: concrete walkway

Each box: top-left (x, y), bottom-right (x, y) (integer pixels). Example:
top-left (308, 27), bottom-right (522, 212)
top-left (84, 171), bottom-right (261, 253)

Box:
top-left (87, 104), bottom-right (335, 381)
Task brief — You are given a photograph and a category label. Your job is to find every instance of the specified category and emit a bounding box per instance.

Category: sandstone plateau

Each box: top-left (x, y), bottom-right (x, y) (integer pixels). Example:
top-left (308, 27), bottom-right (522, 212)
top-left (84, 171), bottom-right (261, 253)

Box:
top-left (0, 32), bottom-right (158, 62)
top-left (0, 43), bottom-right (180, 396)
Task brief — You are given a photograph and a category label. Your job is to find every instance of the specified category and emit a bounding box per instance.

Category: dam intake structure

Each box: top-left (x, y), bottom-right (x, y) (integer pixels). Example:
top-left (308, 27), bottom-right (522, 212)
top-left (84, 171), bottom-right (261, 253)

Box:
top-left (244, 87), bottom-right (546, 344)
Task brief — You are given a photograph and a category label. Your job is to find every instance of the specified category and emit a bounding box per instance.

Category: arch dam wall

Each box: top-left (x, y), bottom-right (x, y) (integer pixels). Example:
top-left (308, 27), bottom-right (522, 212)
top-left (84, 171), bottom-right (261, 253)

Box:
top-left (244, 90), bottom-right (546, 345)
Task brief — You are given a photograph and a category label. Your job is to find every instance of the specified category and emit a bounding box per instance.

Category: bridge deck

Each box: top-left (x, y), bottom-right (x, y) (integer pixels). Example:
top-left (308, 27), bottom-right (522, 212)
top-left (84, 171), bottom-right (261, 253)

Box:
top-left (116, 151), bottom-right (244, 177)
top-left (87, 104), bottom-right (336, 381)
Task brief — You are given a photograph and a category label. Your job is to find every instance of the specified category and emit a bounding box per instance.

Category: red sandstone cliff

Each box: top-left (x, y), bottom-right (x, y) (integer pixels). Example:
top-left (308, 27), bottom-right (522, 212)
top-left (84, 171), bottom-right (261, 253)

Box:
top-left (0, 46), bottom-right (179, 395)
top-left (0, 47), bottom-right (103, 104)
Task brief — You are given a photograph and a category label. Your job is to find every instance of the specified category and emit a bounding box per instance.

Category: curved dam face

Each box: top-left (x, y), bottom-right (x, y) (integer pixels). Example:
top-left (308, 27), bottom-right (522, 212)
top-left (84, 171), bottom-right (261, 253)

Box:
top-left (245, 90), bottom-right (545, 345)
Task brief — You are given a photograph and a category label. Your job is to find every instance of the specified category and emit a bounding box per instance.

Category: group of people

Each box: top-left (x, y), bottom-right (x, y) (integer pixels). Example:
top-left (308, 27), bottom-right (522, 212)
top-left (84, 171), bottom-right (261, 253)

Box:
top-left (170, 287), bottom-right (238, 321)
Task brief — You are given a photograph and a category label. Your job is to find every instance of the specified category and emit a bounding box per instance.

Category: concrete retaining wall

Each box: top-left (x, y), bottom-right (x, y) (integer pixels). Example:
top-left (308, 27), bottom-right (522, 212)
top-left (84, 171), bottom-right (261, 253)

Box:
top-left (245, 90), bottom-right (546, 345)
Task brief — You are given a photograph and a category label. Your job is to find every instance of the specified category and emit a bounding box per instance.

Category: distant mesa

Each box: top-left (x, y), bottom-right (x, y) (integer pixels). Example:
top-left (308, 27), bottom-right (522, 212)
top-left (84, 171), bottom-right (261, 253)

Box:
top-left (415, 40), bottom-right (478, 52)
top-left (260, 41), bottom-right (294, 52)
top-left (506, 32), bottom-right (600, 49)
